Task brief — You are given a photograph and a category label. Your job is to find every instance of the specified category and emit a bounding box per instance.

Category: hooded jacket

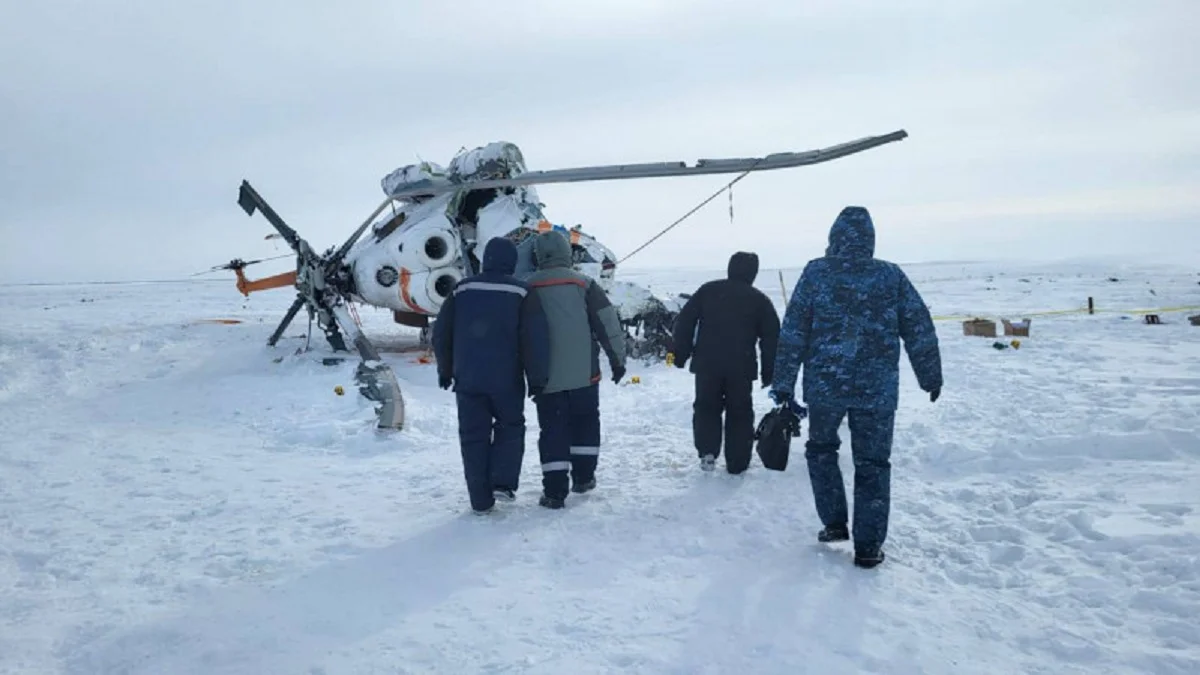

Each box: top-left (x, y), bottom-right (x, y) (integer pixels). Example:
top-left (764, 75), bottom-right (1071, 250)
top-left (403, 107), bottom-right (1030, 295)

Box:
top-left (772, 206), bottom-right (942, 410)
top-left (431, 236), bottom-right (550, 394)
top-left (524, 230), bottom-right (627, 394)
top-left (671, 251), bottom-right (780, 382)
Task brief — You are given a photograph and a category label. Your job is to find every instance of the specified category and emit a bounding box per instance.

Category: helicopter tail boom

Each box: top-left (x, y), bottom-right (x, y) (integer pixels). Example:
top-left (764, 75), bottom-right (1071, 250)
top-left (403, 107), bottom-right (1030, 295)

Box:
top-left (234, 267), bottom-right (299, 297)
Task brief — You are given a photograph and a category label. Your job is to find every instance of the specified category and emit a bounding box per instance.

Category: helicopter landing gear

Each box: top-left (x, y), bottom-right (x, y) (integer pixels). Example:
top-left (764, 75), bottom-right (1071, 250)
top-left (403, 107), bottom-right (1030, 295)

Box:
top-left (418, 325), bottom-right (432, 349)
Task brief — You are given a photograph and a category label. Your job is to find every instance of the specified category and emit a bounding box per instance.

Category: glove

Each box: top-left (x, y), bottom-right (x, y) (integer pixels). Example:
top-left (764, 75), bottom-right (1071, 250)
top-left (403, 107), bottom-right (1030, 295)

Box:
top-left (769, 388), bottom-right (806, 415)
top-left (438, 375), bottom-right (452, 390)
top-left (673, 355), bottom-right (687, 369)
top-left (930, 387), bottom-right (941, 403)
top-left (528, 385), bottom-right (544, 400)
top-left (611, 363), bottom-right (626, 384)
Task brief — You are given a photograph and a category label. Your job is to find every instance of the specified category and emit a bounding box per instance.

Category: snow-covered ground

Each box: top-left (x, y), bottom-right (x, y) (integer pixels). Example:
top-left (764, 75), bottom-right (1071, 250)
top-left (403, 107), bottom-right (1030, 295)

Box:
top-left (2, 261), bottom-right (1199, 674)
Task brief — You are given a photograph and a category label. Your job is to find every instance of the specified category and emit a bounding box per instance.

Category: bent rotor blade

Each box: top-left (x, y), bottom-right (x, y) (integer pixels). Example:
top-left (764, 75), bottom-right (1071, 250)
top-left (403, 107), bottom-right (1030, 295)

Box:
top-left (267, 295), bottom-right (306, 347)
top-left (326, 193), bottom-right (412, 270)
top-left (385, 129), bottom-right (908, 200)
top-left (329, 303), bottom-right (405, 430)
top-left (238, 181), bottom-right (303, 253)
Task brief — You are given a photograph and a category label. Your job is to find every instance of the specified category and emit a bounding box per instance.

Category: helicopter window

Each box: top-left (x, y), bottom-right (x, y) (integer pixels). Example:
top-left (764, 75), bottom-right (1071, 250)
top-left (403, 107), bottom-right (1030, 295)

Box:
top-left (373, 211), bottom-right (406, 241)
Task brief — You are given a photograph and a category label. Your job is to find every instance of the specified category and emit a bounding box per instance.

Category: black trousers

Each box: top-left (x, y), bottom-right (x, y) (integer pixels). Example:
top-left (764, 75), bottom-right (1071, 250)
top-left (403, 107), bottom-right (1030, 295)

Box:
top-left (692, 371), bottom-right (754, 474)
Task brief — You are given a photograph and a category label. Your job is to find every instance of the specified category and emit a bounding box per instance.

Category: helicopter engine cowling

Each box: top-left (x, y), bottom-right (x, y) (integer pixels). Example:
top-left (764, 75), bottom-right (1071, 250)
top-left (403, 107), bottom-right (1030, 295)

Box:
top-left (351, 260), bottom-right (464, 315)
top-left (406, 265), bottom-right (464, 314)
top-left (414, 229), bottom-right (458, 268)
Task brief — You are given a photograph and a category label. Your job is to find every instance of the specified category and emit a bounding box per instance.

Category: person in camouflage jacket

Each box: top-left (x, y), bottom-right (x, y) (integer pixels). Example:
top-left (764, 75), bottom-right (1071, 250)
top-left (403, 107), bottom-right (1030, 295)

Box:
top-left (770, 206), bottom-right (943, 568)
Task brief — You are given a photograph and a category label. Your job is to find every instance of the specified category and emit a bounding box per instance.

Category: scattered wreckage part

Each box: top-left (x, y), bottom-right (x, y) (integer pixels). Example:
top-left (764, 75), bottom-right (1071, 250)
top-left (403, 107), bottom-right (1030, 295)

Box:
top-left (620, 306), bottom-right (679, 362)
top-left (330, 304), bottom-right (405, 431)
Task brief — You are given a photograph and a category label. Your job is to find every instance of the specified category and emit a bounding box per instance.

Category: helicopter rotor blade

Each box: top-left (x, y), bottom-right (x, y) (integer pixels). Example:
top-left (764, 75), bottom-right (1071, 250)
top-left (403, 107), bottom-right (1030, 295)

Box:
top-left (384, 129), bottom-right (908, 200)
top-left (326, 194), bottom-right (410, 270)
top-left (238, 181), bottom-right (304, 253)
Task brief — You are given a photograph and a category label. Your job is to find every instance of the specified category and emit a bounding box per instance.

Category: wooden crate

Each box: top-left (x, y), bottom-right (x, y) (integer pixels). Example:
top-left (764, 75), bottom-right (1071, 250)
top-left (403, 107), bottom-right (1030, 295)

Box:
top-left (1002, 318), bottom-right (1031, 337)
top-left (963, 318), bottom-right (997, 337)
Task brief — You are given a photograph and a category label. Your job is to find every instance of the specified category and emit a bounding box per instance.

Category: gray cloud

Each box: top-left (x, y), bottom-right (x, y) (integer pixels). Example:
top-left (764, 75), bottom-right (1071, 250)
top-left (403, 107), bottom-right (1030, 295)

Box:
top-left (2, 0), bottom-right (1198, 283)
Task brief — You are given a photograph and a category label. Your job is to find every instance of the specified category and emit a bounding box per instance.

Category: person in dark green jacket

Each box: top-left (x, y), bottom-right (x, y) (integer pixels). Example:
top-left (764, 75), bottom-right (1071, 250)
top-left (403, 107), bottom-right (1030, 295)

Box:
top-left (525, 230), bottom-right (627, 509)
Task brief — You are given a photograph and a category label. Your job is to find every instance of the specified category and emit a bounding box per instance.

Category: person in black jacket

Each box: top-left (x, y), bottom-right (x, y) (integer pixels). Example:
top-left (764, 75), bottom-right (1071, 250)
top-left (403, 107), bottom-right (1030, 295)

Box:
top-left (672, 251), bottom-right (780, 473)
top-left (431, 236), bottom-right (551, 514)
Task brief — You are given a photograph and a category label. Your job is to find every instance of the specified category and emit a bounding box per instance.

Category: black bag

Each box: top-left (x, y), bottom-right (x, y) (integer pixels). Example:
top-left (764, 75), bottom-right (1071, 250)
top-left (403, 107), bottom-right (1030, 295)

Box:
top-left (754, 405), bottom-right (805, 471)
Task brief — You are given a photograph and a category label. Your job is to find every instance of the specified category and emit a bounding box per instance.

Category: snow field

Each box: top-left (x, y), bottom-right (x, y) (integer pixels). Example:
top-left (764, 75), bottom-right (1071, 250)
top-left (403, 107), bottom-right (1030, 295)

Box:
top-left (1, 261), bottom-right (1198, 673)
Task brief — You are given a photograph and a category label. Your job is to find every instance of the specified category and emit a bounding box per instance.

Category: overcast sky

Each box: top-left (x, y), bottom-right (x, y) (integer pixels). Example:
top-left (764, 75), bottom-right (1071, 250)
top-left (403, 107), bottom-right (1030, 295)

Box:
top-left (2, 0), bottom-right (1198, 283)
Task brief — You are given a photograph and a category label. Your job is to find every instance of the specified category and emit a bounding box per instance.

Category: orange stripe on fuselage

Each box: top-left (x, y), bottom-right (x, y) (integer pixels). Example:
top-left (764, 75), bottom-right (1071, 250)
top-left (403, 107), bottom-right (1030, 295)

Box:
top-left (399, 268), bottom-right (422, 312)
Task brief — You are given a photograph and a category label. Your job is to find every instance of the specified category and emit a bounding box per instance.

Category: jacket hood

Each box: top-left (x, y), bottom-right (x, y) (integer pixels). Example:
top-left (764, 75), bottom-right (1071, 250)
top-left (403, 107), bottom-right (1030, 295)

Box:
top-left (825, 206), bottom-right (875, 259)
top-left (727, 251), bottom-right (759, 283)
top-left (533, 230), bottom-right (572, 269)
top-left (482, 236), bottom-right (517, 274)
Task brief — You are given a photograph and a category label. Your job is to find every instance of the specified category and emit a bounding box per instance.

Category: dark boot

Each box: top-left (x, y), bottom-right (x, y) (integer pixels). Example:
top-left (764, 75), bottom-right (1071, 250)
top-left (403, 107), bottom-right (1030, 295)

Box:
top-left (817, 525), bottom-right (850, 543)
top-left (539, 493), bottom-right (565, 509)
top-left (571, 478), bottom-right (596, 494)
top-left (854, 549), bottom-right (885, 569)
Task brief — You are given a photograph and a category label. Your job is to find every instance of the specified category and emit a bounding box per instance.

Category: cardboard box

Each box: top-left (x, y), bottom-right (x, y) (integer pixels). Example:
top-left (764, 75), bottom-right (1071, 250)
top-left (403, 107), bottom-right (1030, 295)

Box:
top-left (1001, 318), bottom-right (1031, 337)
top-left (963, 318), bottom-right (997, 337)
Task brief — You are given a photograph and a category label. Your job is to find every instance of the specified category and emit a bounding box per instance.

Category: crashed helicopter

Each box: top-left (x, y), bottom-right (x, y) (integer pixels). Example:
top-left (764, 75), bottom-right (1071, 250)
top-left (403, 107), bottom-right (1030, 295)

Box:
top-left (222, 129), bottom-right (909, 431)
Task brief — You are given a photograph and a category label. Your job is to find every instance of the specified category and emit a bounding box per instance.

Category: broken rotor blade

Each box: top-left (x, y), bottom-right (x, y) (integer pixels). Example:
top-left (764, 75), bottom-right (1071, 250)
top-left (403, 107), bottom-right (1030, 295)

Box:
top-left (384, 129), bottom-right (908, 200)
top-left (326, 193), bottom-right (415, 270)
top-left (329, 303), bottom-right (405, 430)
top-left (238, 181), bottom-right (304, 253)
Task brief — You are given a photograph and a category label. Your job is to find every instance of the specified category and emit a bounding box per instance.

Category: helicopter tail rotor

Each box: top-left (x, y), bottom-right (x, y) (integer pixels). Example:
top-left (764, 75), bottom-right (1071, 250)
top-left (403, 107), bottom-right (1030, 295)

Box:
top-left (191, 254), bottom-right (293, 277)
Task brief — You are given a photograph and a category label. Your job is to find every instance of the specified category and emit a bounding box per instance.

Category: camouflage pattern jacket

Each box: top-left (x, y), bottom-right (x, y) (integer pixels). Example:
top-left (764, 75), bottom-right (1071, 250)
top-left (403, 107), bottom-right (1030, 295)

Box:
top-left (525, 231), bottom-right (627, 394)
top-left (772, 207), bottom-right (943, 410)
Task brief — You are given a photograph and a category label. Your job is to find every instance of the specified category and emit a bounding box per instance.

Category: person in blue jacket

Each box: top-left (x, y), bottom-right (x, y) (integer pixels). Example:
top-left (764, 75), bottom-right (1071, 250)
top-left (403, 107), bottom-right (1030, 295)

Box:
top-left (770, 206), bottom-right (943, 568)
top-left (432, 236), bottom-right (551, 514)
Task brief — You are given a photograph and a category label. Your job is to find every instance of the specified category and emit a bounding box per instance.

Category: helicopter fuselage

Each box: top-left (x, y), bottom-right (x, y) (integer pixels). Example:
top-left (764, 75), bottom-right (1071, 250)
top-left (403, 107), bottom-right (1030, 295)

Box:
top-left (343, 142), bottom-right (620, 328)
